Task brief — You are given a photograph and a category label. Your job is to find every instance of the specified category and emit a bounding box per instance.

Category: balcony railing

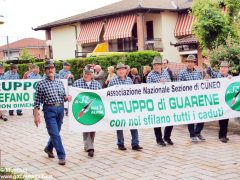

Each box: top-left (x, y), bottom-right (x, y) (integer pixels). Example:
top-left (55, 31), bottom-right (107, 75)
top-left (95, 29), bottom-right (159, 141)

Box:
top-left (75, 50), bottom-right (92, 58)
top-left (75, 38), bottom-right (163, 58)
top-left (178, 44), bottom-right (198, 52)
top-left (144, 38), bottom-right (163, 52)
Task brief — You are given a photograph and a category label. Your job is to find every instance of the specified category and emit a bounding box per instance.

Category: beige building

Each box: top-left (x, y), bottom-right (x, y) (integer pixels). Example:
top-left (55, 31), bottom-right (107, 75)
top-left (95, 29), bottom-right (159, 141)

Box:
top-left (35, 0), bottom-right (200, 64)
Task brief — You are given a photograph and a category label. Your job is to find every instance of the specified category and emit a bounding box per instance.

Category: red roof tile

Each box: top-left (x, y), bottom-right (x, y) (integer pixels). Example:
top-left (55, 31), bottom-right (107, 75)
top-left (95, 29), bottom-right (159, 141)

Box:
top-left (0, 38), bottom-right (46, 50)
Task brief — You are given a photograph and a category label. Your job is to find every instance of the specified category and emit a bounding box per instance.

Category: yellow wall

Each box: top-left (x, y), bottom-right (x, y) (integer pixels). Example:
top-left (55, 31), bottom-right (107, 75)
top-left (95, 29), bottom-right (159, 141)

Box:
top-left (144, 13), bottom-right (162, 39)
top-left (76, 23), bottom-right (82, 52)
top-left (49, 12), bottom-right (181, 62)
top-left (143, 12), bottom-right (180, 63)
top-left (160, 11), bottom-right (180, 63)
top-left (51, 23), bottom-right (80, 60)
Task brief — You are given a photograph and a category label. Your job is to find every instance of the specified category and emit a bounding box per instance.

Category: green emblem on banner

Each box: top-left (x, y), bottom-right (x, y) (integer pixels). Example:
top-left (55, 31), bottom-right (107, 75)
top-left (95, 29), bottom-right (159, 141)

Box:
top-left (72, 92), bottom-right (105, 125)
top-left (225, 82), bottom-right (240, 111)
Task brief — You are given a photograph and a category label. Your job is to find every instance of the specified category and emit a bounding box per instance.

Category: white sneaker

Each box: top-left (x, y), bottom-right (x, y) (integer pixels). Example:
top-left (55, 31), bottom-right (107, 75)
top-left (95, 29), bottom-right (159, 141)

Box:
top-left (191, 137), bottom-right (198, 143)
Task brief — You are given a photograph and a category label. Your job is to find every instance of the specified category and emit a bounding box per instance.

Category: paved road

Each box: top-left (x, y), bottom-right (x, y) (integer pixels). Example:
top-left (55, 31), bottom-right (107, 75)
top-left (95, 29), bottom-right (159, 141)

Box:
top-left (0, 110), bottom-right (240, 179)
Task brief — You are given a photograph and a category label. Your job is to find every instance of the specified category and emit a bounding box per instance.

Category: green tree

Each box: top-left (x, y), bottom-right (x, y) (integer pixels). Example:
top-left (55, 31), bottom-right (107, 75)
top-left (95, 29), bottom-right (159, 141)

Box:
top-left (20, 48), bottom-right (36, 63)
top-left (223, 0), bottom-right (240, 21)
top-left (209, 35), bottom-right (240, 75)
top-left (223, 0), bottom-right (240, 37)
top-left (191, 0), bottom-right (236, 50)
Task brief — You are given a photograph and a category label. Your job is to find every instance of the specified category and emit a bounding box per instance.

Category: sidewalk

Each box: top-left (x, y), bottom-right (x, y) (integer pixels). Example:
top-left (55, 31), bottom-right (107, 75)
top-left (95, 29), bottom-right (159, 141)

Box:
top-left (0, 110), bottom-right (240, 180)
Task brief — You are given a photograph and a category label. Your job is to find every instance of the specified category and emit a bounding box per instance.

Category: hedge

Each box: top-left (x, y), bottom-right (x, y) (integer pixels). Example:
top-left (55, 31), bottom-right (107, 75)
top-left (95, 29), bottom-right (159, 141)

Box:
top-left (2, 51), bottom-right (160, 79)
top-left (4, 59), bottom-right (44, 64)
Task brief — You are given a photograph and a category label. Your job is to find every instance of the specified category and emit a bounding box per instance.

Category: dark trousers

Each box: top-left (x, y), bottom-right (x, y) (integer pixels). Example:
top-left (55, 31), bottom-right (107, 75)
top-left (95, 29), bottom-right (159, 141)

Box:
top-left (188, 123), bottom-right (204, 137)
top-left (64, 108), bottom-right (68, 115)
top-left (154, 126), bottom-right (173, 142)
top-left (43, 105), bottom-right (65, 160)
top-left (219, 119), bottom-right (229, 139)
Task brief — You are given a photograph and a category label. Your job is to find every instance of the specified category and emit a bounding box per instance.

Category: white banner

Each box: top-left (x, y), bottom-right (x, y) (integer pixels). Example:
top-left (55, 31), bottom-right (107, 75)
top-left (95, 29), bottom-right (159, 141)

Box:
top-left (0, 79), bottom-right (68, 110)
top-left (69, 77), bottom-right (240, 132)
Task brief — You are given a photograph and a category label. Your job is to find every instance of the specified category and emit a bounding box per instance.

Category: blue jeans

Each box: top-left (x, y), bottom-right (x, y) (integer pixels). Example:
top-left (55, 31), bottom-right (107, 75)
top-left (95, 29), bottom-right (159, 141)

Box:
top-left (43, 106), bottom-right (65, 160)
top-left (116, 129), bottom-right (139, 147)
top-left (188, 123), bottom-right (204, 138)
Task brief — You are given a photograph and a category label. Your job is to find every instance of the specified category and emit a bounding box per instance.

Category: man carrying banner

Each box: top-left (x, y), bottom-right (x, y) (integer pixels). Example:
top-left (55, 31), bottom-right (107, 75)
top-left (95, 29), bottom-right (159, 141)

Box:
top-left (147, 57), bottom-right (173, 146)
top-left (73, 65), bottom-right (102, 157)
top-left (5, 64), bottom-right (23, 116)
top-left (178, 54), bottom-right (205, 143)
top-left (0, 64), bottom-right (8, 121)
top-left (108, 63), bottom-right (143, 151)
top-left (205, 60), bottom-right (231, 143)
top-left (33, 60), bottom-right (72, 165)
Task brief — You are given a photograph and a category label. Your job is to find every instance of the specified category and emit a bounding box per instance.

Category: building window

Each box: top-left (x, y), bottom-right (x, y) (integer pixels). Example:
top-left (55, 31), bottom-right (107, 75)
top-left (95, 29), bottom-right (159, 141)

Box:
top-left (46, 30), bottom-right (51, 40)
top-left (117, 39), bottom-right (123, 52)
top-left (146, 21), bottom-right (154, 40)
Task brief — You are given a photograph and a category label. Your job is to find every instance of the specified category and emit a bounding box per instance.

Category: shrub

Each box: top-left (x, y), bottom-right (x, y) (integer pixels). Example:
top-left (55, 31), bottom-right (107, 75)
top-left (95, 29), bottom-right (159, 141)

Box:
top-left (209, 36), bottom-right (240, 75)
top-left (3, 51), bottom-right (160, 79)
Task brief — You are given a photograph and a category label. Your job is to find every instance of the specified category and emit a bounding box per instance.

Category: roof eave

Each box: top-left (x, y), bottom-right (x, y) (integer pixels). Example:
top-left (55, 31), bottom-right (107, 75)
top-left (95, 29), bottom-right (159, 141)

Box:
top-left (34, 7), bottom-right (189, 31)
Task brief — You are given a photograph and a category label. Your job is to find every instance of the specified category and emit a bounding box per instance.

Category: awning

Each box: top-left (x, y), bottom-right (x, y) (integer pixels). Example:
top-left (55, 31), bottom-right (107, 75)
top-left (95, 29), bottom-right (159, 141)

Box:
top-left (103, 14), bottom-right (136, 41)
top-left (77, 21), bottom-right (104, 45)
top-left (174, 14), bottom-right (194, 37)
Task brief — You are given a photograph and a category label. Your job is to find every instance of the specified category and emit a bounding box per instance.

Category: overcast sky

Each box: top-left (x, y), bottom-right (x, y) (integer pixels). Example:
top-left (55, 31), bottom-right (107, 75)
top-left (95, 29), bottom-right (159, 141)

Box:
top-left (0, 0), bottom-right (120, 45)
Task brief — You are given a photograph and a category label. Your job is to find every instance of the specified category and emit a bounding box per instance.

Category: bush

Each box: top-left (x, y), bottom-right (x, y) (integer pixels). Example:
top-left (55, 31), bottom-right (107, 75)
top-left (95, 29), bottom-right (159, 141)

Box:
top-left (3, 51), bottom-right (160, 79)
top-left (5, 59), bottom-right (44, 64)
top-left (209, 36), bottom-right (240, 75)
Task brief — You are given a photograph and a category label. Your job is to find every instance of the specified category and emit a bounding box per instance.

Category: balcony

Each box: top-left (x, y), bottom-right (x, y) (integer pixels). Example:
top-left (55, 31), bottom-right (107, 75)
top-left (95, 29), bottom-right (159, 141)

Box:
top-left (144, 38), bottom-right (163, 52)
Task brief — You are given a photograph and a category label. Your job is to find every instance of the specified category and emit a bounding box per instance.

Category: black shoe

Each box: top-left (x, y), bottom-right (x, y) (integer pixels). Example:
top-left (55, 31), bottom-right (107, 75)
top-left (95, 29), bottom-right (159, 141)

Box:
top-left (58, 159), bottom-right (66, 165)
top-left (226, 137), bottom-right (230, 141)
top-left (0, 116), bottom-right (7, 121)
top-left (164, 139), bottom-right (174, 145)
top-left (17, 112), bottom-right (23, 116)
top-left (220, 138), bottom-right (228, 143)
top-left (132, 145), bottom-right (143, 151)
top-left (157, 141), bottom-right (166, 146)
top-left (44, 149), bottom-right (55, 158)
top-left (88, 150), bottom-right (94, 157)
top-left (118, 145), bottom-right (127, 151)
top-left (9, 110), bottom-right (14, 116)
top-left (197, 134), bottom-right (206, 141)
